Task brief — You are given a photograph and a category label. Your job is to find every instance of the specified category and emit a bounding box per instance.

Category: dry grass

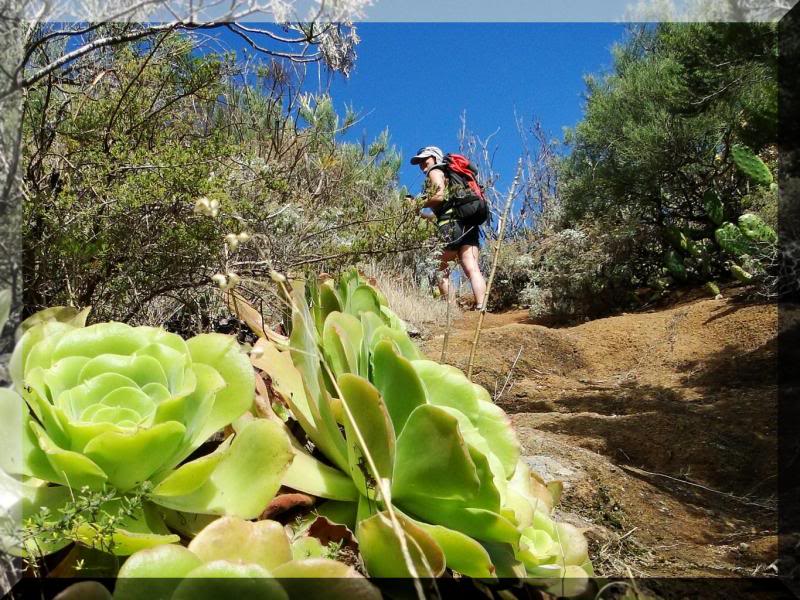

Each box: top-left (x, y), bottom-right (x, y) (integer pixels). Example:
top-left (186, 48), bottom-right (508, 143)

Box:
top-left (361, 264), bottom-right (458, 337)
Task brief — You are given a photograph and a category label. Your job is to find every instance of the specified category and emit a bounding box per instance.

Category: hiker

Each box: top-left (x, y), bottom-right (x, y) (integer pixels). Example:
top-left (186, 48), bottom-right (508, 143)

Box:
top-left (410, 145), bottom-right (488, 311)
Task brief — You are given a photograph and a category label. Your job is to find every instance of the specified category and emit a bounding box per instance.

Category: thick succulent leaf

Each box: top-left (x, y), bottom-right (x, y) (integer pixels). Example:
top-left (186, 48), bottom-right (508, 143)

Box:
top-left (347, 284), bottom-right (382, 317)
top-left (158, 365), bottom-right (222, 464)
top-left (288, 287), bottom-right (349, 470)
top-left (291, 536), bottom-right (326, 560)
top-left (9, 321), bottom-right (75, 390)
top-left (0, 388), bottom-right (29, 475)
top-left (22, 367), bottom-right (70, 446)
top-left (135, 343), bottom-right (189, 394)
top-left (172, 562), bottom-right (287, 600)
top-left (392, 404), bottom-right (480, 502)
top-left (274, 559), bottom-right (382, 600)
top-left (186, 334), bottom-right (255, 443)
top-left (75, 514), bottom-right (180, 556)
top-left (552, 522), bottom-right (590, 567)
top-left (433, 406), bottom-right (508, 504)
top-left (370, 326), bottom-right (422, 361)
top-left (356, 511), bottom-right (445, 578)
top-left (51, 323), bottom-right (150, 361)
top-left (474, 400), bottom-right (520, 479)
top-left (83, 421), bottom-right (186, 491)
top-left (481, 541), bottom-right (527, 579)
top-left (115, 544), bottom-right (203, 600)
top-left (152, 436), bottom-right (233, 497)
top-left (412, 360), bottom-right (480, 422)
top-left (338, 374), bottom-right (395, 498)
top-left (187, 516), bottom-right (292, 571)
top-left (282, 450), bottom-right (358, 501)
top-left (318, 282), bottom-right (343, 331)
top-left (527, 564), bottom-right (592, 598)
top-left (9, 409), bottom-right (69, 483)
top-left (518, 528), bottom-right (558, 568)
top-left (159, 509), bottom-right (219, 539)
top-left (41, 356), bottom-right (91, 405)
top-left (379, 306), bottom-right (407, 332)
top-left (251, 338), bottom-right (316, 430)
top-left (359, 312), bottom-right (385, 377)
top-left (322, 312), bottom-right (363, 378)
top-left (371, 340), bottom-right (427, 434)
top-left (77, 354), bottom-right (168, 390)
top-left (411, 520), bottom-right (496, 579)
top-left (399, 502), bottom-right (520, 545)
top-left (29, 421), bottom-right (108, 490)
top-left (289, 284), bottom-right (324, 402)
top-left (16, 306), bottom-right (90, 341)
top-left (150, 418), bottom-right (293, 518)
top-left (316, 500), bottom-right (358, 531)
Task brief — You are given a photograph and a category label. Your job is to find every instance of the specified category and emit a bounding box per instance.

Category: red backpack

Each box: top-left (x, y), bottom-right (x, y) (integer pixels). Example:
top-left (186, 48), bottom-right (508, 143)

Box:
top-left (441, 153), bottom-right (488, 226)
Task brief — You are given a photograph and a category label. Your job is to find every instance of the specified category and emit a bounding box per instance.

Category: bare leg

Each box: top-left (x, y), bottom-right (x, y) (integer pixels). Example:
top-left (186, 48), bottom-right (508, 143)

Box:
top-left (458, 244), bottom-right (487, 308)
top-left (438, 249), bottom-right (458, 298)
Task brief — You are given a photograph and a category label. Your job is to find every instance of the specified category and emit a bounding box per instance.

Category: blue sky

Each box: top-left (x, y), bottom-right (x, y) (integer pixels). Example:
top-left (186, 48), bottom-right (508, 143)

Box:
top-left (215, 23), bottom-right (629, 193)
top-left (325, 23), bottom-right (628, 193)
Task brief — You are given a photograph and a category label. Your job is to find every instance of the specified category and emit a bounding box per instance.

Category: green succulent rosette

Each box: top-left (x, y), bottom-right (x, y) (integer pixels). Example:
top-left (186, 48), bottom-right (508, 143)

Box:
top-left (253, 269), bottom-right (594, 587)
top-left (113, 516), bottom-right (380, 600)
top-left (1, 309), bottom-right (293, 556)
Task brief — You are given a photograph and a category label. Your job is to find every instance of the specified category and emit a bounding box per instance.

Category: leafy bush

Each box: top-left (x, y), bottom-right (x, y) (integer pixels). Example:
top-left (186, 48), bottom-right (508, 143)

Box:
top-left (22, 33), bottom-right (425, 326)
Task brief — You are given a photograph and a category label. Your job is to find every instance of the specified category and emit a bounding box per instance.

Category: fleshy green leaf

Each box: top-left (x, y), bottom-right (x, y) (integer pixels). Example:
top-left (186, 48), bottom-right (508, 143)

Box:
top-left (83, 421), bottom-right (186, 491)
top-left (273, 559), bottom-right (381, 600)
top-left (29, 421), bottom-right (108, 490)
top-left (322, 312), bottom-right (363, 379)
top-left (152, 436), bottom-right (233, 497)
top-left (151, 418), bottom-right (293, 518)
top-left (356, 511), bottom-right (445, 578)
top-left (338, 374), bottom-right (395, 498)
top-left (371, 340), bottom-right (427, 434)
top-left (392, 404), bottom-right (480, 502)
top-left (187, 516), bottom-right (292, 571)
top-left (173, 562), bottom-right (287, 600)
top-left (412, 520), bottom-right (496, 579)
top-left (186, 334), bottom-right (255, 443)
top-left (282, 450), bottom-right (358, 501)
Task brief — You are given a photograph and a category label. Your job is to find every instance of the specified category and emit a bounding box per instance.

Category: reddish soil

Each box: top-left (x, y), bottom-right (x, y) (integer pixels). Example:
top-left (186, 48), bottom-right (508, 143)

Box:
top-left (421, 287), bottom-right (787, 579)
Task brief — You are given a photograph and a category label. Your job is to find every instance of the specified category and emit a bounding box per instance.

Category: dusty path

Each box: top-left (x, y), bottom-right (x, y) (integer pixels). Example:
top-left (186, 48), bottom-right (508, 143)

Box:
top-left (421, 289), bottom-right (784, 578)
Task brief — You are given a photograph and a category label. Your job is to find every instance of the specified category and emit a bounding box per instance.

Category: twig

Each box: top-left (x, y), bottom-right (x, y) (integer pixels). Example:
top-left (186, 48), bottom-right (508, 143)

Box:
top-left (495, 345), bottom-right (523, 401)
top-left (467, 160), bottom-right (522, 380)
top-left (619, 464), bottom-right (775, 510)
top-left (440, 282), bottom-right (454, 363)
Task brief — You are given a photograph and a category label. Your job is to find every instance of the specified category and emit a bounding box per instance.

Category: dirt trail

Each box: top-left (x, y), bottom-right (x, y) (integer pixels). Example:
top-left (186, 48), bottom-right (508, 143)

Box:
top-left (421, 289), bottom-right (785, 578)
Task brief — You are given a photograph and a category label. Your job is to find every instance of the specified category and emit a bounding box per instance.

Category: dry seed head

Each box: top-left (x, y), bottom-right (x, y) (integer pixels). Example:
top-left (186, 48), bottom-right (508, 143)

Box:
top-left (227, 272), bottom-right (241, 289)
top-left (225, 233), bottom-right (240, 250)
top-left (211, 273), bottom-right (227, 288)
top-left (269, 270), bottom-right (287, 284)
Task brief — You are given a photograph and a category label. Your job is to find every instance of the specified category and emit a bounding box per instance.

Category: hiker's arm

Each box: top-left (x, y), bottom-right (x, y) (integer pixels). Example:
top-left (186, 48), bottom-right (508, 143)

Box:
top-left (423, 168), bottom-right (447, 210)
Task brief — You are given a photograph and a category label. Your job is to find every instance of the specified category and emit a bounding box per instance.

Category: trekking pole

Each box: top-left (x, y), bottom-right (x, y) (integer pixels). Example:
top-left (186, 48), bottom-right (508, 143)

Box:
top-left (441, 276), bottom-right (454, 362)
top-left (467, 160), bottom-right (522, 381)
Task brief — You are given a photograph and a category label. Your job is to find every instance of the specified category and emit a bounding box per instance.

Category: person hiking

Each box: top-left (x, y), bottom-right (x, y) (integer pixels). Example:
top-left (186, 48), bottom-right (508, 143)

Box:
top-left (410, 145), bottom-right (488, 311)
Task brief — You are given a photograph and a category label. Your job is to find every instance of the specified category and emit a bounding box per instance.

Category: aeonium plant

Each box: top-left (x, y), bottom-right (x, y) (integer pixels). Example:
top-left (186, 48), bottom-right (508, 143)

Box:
top-left (112, 516), bottom-right (380, 600)
top-left (240, 270), bottom-right (594, 591)
top-left (0, 307), bottom-right (294, 556)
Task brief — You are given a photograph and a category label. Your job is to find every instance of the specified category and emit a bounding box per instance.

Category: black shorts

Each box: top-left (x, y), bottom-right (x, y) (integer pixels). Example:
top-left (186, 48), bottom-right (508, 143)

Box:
top-left (440, 219), bottom-right (481, 251)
